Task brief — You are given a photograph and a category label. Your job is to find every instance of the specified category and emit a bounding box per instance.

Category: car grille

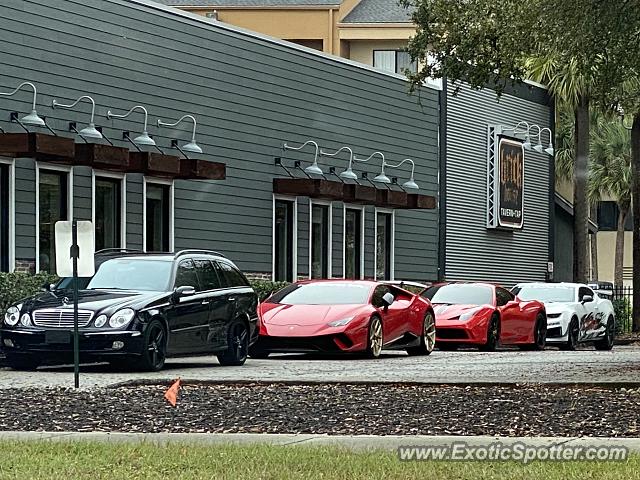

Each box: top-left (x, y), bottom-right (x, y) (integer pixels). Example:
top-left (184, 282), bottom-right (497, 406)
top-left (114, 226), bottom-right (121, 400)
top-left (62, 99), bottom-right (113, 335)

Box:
top-left (32, 309), bottom-right (94, 328)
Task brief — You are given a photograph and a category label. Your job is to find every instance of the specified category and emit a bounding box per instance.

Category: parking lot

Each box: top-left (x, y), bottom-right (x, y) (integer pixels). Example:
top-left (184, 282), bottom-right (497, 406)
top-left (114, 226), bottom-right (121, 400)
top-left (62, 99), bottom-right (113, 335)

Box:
top-left (3, 344), bottom-right (640, 389)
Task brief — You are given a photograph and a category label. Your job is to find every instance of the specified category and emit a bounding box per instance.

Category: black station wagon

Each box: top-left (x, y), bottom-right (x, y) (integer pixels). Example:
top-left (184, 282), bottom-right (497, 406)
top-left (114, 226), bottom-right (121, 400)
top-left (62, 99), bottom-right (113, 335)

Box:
top-left (0, 249), bottom-right (259, 371)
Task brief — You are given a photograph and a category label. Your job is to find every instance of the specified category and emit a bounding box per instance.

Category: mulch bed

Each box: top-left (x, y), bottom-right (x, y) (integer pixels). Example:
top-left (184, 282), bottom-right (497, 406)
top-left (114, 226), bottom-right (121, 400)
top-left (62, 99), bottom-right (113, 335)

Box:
top-left (0, 383), bottom-right (639, 437)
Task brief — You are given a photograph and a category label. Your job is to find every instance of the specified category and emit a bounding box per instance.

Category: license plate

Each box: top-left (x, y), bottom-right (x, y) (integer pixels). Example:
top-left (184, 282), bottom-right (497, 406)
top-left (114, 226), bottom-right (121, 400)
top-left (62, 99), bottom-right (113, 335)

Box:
top-left (45, 330), bottom-right (71, 344)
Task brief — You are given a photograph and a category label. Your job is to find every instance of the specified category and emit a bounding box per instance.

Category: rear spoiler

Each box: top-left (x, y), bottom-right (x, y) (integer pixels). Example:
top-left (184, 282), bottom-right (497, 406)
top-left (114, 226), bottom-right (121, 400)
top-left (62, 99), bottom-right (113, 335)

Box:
top-left (383, 280), bottom-right (431, 292)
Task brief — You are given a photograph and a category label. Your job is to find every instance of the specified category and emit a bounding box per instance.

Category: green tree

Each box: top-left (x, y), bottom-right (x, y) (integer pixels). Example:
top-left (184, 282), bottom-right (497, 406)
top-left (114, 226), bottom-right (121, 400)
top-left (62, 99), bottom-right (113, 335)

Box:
top-left (588, 116), bottom-right (632, 287)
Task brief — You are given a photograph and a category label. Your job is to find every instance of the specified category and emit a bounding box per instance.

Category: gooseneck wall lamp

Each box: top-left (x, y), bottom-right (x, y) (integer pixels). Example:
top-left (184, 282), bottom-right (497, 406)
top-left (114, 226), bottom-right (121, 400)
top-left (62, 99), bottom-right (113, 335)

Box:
top-left (52, 95), bottom-right (103, 140)
top-left (106, 105), bottom-right (156, 147)
top-left (319, 146), bottom-right (357, 180)
top-left (157, 114), bottom-right (202, 154)
top-left (0, 81), bottom-right (46, 127)
top-left (353, 151), bottom-right (386, 181)
top-left (283, 140), bottom-right (322, 175)
top-left (499, 121), bottom-right (554, 157)
top-left (384, 159), bottom-right (419, 190)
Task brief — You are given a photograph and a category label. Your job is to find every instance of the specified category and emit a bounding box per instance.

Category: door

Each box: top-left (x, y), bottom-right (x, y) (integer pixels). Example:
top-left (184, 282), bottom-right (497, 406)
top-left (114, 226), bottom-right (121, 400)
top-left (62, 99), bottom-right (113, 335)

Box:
top-left (371, 285), bottom-right (405, 342)
top-left (194, 258), bottom-right (229, 351)
top-left (166, 259), bottom-right (209, 355)
top-left (578, 286), bottom-right (599, 340)
top-left (495, 287), bottom-right (521, 342)
top-left (0, 164), bottom-right (9, 272)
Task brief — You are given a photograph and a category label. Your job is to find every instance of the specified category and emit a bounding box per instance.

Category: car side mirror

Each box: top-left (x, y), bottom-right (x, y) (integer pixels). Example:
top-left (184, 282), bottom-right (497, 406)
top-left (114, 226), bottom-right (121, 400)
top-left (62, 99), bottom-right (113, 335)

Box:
top-left (41, 282), bottom-right (55, 292)
top-left (582, 295), bottom-right (593, 303)
top-left (382, 292), bottom-right (395, 309)
top-left (173, 285), bottom-right (196, 302)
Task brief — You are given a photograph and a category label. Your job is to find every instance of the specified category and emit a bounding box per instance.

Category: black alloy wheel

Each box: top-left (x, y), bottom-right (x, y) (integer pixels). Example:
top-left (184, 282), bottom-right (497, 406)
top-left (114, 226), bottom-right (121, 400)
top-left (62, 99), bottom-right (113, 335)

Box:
top-left (218, 321), bottom-right (249, 366)
top-left (561, 317), bottom-right (579, 351)
top-left (139, 319), bottom-right (167, 372)
top-left (480, 314), bottom-right (500, 352)
top-left (594, 316), bottom-right (615, 351)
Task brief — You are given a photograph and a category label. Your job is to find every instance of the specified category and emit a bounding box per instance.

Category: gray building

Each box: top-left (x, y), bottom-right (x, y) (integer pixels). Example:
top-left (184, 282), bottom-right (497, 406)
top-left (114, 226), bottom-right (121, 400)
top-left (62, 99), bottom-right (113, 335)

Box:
top-left (0, 0), bottom-right (440, 282)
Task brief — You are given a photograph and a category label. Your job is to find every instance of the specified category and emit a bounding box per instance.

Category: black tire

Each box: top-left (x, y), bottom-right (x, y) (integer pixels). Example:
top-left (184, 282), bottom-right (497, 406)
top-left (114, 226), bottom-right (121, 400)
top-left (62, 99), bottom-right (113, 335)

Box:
top-left (438, 343), bottom-right (458, 351)
top-left (407, 311), bottom-right (436, 356)
top-left (520, 312), bottom-right (547, 351)
top-left (595, 315), bottom-right (615, 351)
top-left (365, 316), bottom-right (383, 358)
top-left (217, 320), bottom-right (249, 366)
top-left (480, 314), bottom-right (500, 352)
top-left (139, 319), bottom-right (167, 372)
top-left (248, 343), bottom-right (270, 359)
top-left (4, 353), bottom-right (40, 371)
top-left (561, 317), bottom-right (579, 351)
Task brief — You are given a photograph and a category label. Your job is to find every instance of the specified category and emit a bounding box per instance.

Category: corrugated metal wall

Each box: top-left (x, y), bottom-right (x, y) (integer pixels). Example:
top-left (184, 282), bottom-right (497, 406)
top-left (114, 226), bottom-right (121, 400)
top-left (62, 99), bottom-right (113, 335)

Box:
top-left (0, 0), bottom-right (440, 280)
top-left (446, 84), bottom-right (552, 286)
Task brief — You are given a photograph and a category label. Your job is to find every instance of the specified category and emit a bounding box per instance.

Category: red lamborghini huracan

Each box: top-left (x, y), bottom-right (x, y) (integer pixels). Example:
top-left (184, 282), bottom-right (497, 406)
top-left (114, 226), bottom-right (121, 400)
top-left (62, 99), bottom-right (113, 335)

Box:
top-left (250, 280), bottom-right (435, 358)
top-left (421, 283), bottom-right (546, 351)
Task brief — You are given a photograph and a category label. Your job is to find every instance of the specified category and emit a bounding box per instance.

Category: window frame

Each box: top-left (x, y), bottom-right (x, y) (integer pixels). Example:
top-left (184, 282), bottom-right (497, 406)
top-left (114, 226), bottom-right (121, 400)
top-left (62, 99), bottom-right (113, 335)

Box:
top-left (142, 177), bottom-right (174, 253)
top-left (372, 49), bottom-right (417, 75)
top-left (272, 195), bottom-right (298, 282)
top-left (308, 199), bottom-right (332, 279)
top-left (35, 162), bottom-right (73, 273)
top-left (374, 208), bottom-right (395, 281)
top-left (495, 287), bottom-right (514, 306)
top-left (92, 170), bottom-right (126, 251)
top-left (0, 157), bottom-right (15, 272)
top-left (343, 204), bottom-right (365, 279)
top-left (173, 258), bottom-right (201, 290)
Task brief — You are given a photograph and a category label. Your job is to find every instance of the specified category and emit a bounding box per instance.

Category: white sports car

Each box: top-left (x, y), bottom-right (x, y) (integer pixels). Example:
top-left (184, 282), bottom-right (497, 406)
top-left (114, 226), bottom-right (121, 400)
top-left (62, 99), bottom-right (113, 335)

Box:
top-left (511, 282), bottom-right (615, 350)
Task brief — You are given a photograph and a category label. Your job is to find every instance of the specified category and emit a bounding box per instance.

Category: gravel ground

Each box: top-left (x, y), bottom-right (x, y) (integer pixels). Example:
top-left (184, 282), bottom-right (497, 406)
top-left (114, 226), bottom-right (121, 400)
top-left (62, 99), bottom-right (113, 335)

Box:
top-left (1, 383), bottom-right (640, 437)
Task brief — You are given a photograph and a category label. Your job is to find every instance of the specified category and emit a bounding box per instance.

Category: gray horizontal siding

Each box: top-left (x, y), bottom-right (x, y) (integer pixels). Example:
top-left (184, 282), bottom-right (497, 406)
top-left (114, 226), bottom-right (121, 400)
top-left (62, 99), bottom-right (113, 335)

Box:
top-left (13, 159), bottom-right (36, 261)
top-left (445, 84), bottom-right (551, 286)
top-left (0, 0), bottom-right (439, 278)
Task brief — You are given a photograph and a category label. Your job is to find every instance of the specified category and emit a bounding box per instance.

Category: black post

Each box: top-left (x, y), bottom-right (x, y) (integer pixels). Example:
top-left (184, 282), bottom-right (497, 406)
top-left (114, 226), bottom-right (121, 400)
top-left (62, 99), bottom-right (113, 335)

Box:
top-left (71, 220), bottom-right (80, 389)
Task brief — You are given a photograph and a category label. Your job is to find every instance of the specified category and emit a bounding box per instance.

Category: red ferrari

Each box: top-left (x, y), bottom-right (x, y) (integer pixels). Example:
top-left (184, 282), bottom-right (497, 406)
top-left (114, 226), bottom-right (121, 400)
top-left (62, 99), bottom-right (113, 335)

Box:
top-left (250, 280), bottom-right (435, 358)
top-left (421, 283), bottom-right (546, 351)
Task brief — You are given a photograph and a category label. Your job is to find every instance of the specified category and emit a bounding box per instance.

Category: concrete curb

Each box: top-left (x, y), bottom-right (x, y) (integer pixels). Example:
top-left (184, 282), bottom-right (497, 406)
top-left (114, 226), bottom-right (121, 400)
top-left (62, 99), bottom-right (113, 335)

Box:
top-left (1, 431), bottom-right (640, 451)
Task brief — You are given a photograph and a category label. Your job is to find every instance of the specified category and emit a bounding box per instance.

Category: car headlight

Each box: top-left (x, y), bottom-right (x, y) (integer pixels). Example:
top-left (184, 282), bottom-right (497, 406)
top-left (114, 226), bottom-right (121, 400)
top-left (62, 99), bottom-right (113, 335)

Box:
top-left (20, 313), bottom-right (32, 327)
top-left (94, 314), bottom-right (108, 328)
top-left (459, 307), bottom-right (482, 321)
top-left (328, 317), bottom-right (354, 327)
top-left (4, 305), bottom-right (21, 326)
top-left (109, 309), bottom-right (135, 329)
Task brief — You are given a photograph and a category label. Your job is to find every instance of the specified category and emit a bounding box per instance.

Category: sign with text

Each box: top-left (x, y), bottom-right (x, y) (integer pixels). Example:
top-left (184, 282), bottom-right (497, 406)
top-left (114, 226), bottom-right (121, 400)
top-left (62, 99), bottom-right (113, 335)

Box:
top-left (54, 221), bottom-right (96, 277)
top-left (497, 138), bottom-right (524, 229)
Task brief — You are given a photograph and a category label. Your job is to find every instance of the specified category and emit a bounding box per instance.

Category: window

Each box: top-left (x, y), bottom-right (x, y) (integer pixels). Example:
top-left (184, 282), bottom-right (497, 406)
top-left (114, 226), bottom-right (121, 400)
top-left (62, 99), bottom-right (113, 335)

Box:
top-left (311, 204), bottom-right (330, 279)
top-left (39, 169), bottom-right (69, 273)
top-left (578, 287), bottom-right (594, 302)
top-left (597, 201), bottom-right (632, 231)
top-left (373, 50), bottom-right (417, 75)
top-left (495, 288), bottom-right (514, 307)
top-left (0, 164), bottom-right (9, 272)
top-left (344, 208), bottom-right (362, 279)
top-left (194, 259), bottom-right (222, 291)
top-left (274, 199), bottom-right (295, 282)
top-left (94, 176), bottom-right (122, 251)
top-left (175, 259), bottom-right (200, 289)
top-left (371, 285), bottom-right (391, 308)
top-left (216, 261), bottom-right (250, 287)
top-left (145, 182), bottom-right (171, 252)
top-left (87, 258), bottom-right (172, 292)
top-left (376, 212), bottom-right (393, 280)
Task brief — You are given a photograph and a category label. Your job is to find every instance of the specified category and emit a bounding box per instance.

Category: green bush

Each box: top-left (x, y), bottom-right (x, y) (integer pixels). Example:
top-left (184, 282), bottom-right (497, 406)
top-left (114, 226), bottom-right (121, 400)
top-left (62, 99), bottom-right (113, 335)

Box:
top-left (613, 298), bottom-right (633, 334)
top-left (0, 272), bottom-right (58, 314)
top-left (250, 280), bottom-right (289, 301)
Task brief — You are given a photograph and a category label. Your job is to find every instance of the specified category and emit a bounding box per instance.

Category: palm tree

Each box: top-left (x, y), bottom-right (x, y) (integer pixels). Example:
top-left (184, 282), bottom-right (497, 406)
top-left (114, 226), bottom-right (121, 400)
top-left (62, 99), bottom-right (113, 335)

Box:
top-left (527, 55), bottom-right (593, 283)
top-left (588, 116), bottom-right (632, 287)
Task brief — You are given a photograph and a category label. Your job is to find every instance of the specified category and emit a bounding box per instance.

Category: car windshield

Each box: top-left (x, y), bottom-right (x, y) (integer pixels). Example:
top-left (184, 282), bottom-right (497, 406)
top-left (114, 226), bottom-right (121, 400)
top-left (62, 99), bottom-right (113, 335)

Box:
top-left (86, 258), bottom-right (173, 292)
top-left (268, 283), bottom-right (371, 305)
top-left (423, 284), bottom-right (493, 306)
top-left (514, 286), bottom-right (575, 303)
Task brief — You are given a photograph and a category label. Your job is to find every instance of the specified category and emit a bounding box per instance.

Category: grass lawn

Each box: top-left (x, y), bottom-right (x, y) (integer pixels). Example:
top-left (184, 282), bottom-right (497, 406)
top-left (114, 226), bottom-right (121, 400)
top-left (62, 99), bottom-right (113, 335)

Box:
top-left (0, 442), bottom-right (638, 479)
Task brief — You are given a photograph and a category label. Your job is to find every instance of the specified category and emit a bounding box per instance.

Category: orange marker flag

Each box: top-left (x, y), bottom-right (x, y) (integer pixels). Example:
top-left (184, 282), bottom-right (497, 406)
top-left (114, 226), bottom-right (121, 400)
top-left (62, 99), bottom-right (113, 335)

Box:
top-left (164, 378), bottom-right (181, 407)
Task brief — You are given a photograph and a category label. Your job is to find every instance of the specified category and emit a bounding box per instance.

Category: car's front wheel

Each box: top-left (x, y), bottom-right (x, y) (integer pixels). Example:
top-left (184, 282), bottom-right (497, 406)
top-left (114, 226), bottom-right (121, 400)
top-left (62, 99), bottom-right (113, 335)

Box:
top-left (139, 319), bottom-right (167, 372)
top-left (218, 320), bottom-right (249, 366)
top-left (561, 317), bottom-right (579, 351)
top-left (595, 315), bottom-right (615, 351)
top-left (5, 353), bottom-right (40, 371)
top-left (407, 311), bottom-right (436, 356)
top-left (365, 315), bottom-right (383, 358)
top-left (480, 314), bottom-right (500, 352)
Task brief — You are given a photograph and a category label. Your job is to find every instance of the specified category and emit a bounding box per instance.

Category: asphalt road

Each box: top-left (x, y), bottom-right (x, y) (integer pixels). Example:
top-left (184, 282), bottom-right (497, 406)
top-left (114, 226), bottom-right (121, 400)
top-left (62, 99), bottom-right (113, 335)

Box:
top-left (2, 344), bottom-right (640, 389)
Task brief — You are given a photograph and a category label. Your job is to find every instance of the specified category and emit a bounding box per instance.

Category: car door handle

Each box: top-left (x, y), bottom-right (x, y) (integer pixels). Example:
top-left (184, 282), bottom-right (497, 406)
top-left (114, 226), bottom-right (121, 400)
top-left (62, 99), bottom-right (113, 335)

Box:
top-left (201, 300), bottom-right (210, 305)
top-left (228, 297), bottom-right (236, 302)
